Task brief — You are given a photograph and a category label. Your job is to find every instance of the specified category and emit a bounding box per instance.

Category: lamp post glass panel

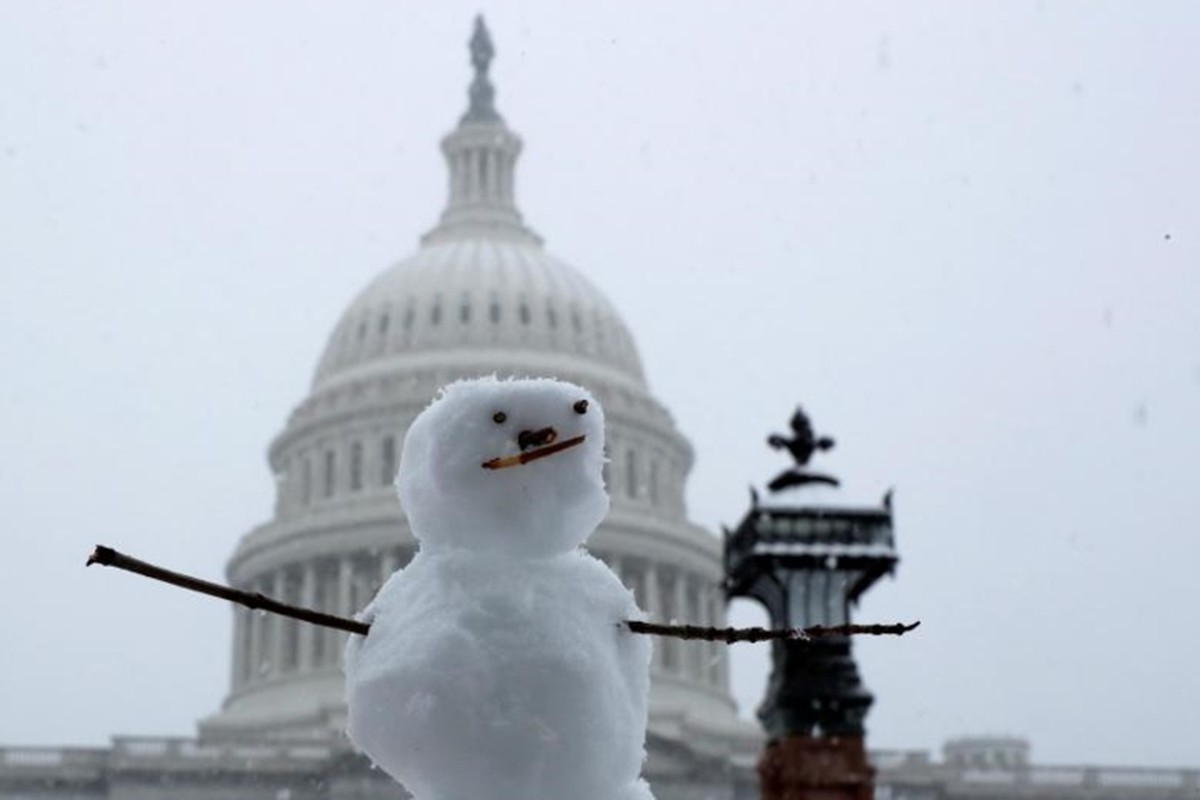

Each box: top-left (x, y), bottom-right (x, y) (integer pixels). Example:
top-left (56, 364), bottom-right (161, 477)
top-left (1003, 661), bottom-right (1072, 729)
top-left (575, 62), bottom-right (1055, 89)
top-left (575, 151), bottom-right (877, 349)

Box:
top-left (725, 407), bottom-right (899, 800)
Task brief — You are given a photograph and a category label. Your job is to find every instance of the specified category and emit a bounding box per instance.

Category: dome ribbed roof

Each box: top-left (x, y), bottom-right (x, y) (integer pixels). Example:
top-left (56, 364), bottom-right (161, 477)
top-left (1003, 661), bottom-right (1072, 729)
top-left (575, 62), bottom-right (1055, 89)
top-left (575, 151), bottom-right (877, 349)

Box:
top-left (312, 238), bottom-right (646, 389)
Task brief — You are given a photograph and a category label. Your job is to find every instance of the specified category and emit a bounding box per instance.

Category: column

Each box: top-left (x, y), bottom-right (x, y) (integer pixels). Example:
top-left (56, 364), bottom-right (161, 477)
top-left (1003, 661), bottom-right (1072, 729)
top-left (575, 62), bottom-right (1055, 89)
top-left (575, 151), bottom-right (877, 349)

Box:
top-left (483, 150), bottom-right (494, 200)
top-left (247, 580), bottom-right (263, 683)
top-left (298, 561), bottom-right (317, 671)
top-left (711, 594), bottom-right (729, 688)
top-left (469, 150), bottom-right (481, 202)
top-left (273, 462), bottom-right (286, 517)
top-left (489, 149), bottom-right (499, 200)
top-left (230, 606), bottom-right (246, 690)
top-left (685, 576), bottom-right (700, 679)
top-left (269, 569), bottom-right (285, 677)
top-left (697, 582), bottom-right (714, 687)
top-left (451, 152), bottom-right (463, 203)
top-left (674, 571), bottom-right (689, 677)
top-left (496, 152), bottom-right (508, 203)
top-left (458, 150), bottom-right (469, 203)
top-left (494, 151), bottom-right (504, 202)
top-left (502, 153), bottom-right (514, 204)
top-left (472, 149), bottom-right (482, 201)
top-left (336, 556), bottom-right (354, 667)
top-left (461, 151), bottom-right (471, 201)
top-left (314, 563), bottom-right (332, 668)
top-left (645, 565), bottom-right (661, 670)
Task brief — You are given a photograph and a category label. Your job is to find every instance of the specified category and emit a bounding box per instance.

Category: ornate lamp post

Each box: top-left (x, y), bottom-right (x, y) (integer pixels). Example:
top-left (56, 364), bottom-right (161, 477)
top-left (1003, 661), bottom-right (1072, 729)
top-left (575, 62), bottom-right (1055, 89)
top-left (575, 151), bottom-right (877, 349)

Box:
top-left (725, 407), bottom-right (898, 800)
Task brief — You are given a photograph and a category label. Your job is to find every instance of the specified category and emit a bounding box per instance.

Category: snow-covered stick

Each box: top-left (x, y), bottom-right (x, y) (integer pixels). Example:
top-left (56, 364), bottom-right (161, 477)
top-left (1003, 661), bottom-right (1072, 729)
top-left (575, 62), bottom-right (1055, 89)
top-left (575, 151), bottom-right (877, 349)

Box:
top-left (86, 544), bottom-right (370, 636)
top-left (624, 619), bottom-right (919, 642)
top-left (87, 545), bottom-right (918, 642)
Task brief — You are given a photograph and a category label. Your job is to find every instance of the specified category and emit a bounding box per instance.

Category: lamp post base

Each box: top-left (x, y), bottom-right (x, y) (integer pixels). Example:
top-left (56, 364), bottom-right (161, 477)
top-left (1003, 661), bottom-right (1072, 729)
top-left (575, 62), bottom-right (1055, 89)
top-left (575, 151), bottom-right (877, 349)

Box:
top-left (757, 735), bottom-right (875, 800)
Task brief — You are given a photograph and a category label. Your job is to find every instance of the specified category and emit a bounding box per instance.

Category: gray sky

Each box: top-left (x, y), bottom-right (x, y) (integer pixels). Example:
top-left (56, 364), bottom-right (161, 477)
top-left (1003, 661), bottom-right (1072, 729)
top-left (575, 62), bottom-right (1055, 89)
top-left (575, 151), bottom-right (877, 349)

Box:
top-left (2, 1), bottom-right (1198, 768)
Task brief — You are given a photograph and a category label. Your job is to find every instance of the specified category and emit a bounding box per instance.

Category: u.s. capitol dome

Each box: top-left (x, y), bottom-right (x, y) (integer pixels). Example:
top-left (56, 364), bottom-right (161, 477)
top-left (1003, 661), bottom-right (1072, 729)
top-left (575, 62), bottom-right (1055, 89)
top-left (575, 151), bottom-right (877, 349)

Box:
top-left (200, 15), bottom-right (758, 782)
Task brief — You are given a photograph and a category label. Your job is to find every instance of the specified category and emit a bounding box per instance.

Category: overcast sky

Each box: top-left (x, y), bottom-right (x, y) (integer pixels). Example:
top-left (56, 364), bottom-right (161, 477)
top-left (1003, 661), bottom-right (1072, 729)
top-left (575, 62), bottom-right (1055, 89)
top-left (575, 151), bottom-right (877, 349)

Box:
top-left (2, 1), bottom-right (1198, 769)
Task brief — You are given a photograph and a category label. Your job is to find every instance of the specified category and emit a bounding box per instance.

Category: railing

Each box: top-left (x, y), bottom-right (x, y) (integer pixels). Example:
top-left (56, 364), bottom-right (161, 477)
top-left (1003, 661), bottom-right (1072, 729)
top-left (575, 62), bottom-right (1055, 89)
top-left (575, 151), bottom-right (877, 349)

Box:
top-left (112, 737), bottom-right (335, 768)
top-left (956, 766), bottom-right (1197, 790)
top-left (871, 751), bottom-right (1200, 796)
top-left (1094, 768), bottom-right (1192, 789)
top-left (757, 514), bottom-right (894, 547)
top-left (728, 508), bottom-right (892, 560)
top-left (1026, 767), bottom-right (1088, 785)
top-left (5, 738), bottom-right (1198, 796)
top-left (0, 746), bottom-right (108, 780)
top-left (0, 738), bottom-right (339, 781)
top-left (725, 506), bottom-right (895, 580)
top-left (870, 750), bottom-right (933, 770)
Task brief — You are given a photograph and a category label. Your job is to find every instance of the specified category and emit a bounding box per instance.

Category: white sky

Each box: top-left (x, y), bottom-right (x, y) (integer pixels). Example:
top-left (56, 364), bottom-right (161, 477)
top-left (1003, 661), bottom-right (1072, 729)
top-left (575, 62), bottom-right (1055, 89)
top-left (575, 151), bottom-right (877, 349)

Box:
top-left (2, 1), bottom-right (1198, 769)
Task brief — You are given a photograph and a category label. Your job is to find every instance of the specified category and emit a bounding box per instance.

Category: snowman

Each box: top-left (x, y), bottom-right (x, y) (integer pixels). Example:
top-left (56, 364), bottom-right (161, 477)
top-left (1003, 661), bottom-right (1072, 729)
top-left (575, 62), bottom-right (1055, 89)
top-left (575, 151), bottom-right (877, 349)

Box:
top-left (345, 376), bottom-right (654, 800)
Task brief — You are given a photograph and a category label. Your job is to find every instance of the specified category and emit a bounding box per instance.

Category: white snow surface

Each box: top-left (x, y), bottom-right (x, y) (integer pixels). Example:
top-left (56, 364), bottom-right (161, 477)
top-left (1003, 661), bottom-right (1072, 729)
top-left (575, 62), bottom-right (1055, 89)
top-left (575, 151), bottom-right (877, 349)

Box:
top-left (345, 377), bottom-right (654, 800)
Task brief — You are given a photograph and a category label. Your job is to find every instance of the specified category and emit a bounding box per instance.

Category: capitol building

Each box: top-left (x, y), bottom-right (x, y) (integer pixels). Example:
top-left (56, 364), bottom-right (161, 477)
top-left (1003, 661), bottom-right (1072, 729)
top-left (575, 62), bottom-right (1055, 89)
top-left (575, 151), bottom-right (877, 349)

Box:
top-left (196, 17), bottom-right (755, 766)
top-left (2, 18), bottom-right (1197, 800)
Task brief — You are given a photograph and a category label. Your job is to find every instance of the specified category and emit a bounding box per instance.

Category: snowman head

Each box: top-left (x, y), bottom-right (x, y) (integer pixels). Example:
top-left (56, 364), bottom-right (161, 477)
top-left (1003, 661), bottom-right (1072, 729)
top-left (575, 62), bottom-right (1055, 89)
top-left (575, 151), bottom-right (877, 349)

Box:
top-left (396, 377), bottom-right (609, 558)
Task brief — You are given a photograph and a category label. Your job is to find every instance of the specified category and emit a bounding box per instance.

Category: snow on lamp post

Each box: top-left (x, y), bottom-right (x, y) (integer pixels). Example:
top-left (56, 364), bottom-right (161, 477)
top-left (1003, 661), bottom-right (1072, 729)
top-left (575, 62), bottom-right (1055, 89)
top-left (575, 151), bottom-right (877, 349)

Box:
top-left (725, 407), bottom-right (898, 800)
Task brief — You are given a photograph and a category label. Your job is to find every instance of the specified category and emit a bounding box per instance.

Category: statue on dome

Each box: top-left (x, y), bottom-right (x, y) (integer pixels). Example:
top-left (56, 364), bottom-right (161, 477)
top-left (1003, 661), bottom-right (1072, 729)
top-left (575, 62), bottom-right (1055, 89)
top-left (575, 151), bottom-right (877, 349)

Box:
top-left (470, 14), bottom-right (494, 74)
top-left (464, 15), bottom-right (499, 122)
top-left (765, 406), bottom-right (840, 493)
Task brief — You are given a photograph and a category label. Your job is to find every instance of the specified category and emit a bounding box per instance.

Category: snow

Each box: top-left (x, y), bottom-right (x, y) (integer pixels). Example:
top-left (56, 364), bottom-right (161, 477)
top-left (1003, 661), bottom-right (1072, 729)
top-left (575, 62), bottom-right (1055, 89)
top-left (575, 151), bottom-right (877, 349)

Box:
top-left (345, 377), bottom-right (654, 800)
top-left (752, 542), bottom-right (896, 558)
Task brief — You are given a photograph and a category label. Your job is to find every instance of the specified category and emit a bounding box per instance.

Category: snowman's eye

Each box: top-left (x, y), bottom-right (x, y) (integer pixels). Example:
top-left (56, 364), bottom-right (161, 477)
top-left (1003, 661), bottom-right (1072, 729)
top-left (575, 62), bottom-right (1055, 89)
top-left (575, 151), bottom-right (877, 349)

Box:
top-left (573, 399), bottom-right (588, 414)
top-left (492, 411), bottom-right (507, 424)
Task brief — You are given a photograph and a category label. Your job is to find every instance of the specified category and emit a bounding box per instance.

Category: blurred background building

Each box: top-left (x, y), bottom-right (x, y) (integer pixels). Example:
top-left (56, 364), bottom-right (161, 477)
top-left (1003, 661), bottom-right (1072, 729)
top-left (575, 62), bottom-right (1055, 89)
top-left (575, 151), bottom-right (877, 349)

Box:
top-left (196, 19), bottom-right (757, 773)
top-left (1, 17), bottom-right (1196, 800)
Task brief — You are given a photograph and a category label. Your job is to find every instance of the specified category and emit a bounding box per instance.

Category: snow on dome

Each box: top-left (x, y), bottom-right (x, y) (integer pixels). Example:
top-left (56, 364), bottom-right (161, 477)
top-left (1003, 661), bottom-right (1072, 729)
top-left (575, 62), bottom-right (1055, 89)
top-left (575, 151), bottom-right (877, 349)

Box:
top-left (311, 238), bottom-right (646, 391)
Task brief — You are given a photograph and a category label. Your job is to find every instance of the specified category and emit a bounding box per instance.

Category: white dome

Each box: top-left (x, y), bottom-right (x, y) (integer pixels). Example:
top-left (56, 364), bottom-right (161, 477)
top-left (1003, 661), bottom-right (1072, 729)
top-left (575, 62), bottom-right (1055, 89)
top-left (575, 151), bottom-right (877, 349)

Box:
top-left (312, 237), bottom-right (646, 390)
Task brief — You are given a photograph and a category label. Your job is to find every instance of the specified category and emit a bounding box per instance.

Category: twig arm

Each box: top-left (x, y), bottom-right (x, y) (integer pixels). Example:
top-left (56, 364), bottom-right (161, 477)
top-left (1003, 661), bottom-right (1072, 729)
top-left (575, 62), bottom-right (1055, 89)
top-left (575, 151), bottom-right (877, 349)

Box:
top-left (87, 544), bottom-right (918, 644)
top-left (87, 544), bottom-right (369, 636)
top-left (624, 619), bottom-right (919, 642)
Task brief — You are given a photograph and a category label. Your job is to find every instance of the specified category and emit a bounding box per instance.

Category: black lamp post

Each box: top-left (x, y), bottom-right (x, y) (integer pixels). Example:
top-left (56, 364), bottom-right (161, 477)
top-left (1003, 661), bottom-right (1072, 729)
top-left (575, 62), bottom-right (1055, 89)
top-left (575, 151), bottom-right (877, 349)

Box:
top-left (725, 407), bottom-right (898, 800)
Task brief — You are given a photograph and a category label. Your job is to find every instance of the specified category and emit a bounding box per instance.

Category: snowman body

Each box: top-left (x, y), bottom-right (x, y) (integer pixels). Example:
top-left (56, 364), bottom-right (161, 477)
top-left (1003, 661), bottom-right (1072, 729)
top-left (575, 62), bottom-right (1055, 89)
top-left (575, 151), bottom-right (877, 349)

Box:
top-left (345, 377), bottom-right (654, 800)
top-left (349, 549), bottom-right (650, 800)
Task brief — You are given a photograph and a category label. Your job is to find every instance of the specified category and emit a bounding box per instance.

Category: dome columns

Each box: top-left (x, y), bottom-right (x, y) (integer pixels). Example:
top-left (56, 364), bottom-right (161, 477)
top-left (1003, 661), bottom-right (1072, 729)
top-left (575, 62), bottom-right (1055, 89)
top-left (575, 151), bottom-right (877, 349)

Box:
top-left (297, 562), bottom-right (318, 671)
top-left (425, 124), bottom-right (537, 245)
top-left (221, 546), bottom-right (414, 698)
top-left (421, 14), bottom-right (540, 246)
top-left (448, 144), bottom-right (516, 207)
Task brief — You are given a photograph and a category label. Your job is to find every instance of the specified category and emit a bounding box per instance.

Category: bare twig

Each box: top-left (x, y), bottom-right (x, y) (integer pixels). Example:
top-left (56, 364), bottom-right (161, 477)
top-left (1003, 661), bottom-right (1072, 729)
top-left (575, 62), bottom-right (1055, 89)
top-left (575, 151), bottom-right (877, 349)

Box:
top-left (87, 544), bottom-right (918, 643)
top-left (805, 621), bottom-right (921, 637)
top-left (87, 544), bottom-right (369, 636)
top-left (624, 620), bottom-right (919, 642)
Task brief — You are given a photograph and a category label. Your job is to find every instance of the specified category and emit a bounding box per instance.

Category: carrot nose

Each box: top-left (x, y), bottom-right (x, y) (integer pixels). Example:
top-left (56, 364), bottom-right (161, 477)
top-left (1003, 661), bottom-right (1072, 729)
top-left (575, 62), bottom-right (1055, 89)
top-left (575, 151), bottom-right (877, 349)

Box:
top-left (518, 426), bottom-right (558, 451)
